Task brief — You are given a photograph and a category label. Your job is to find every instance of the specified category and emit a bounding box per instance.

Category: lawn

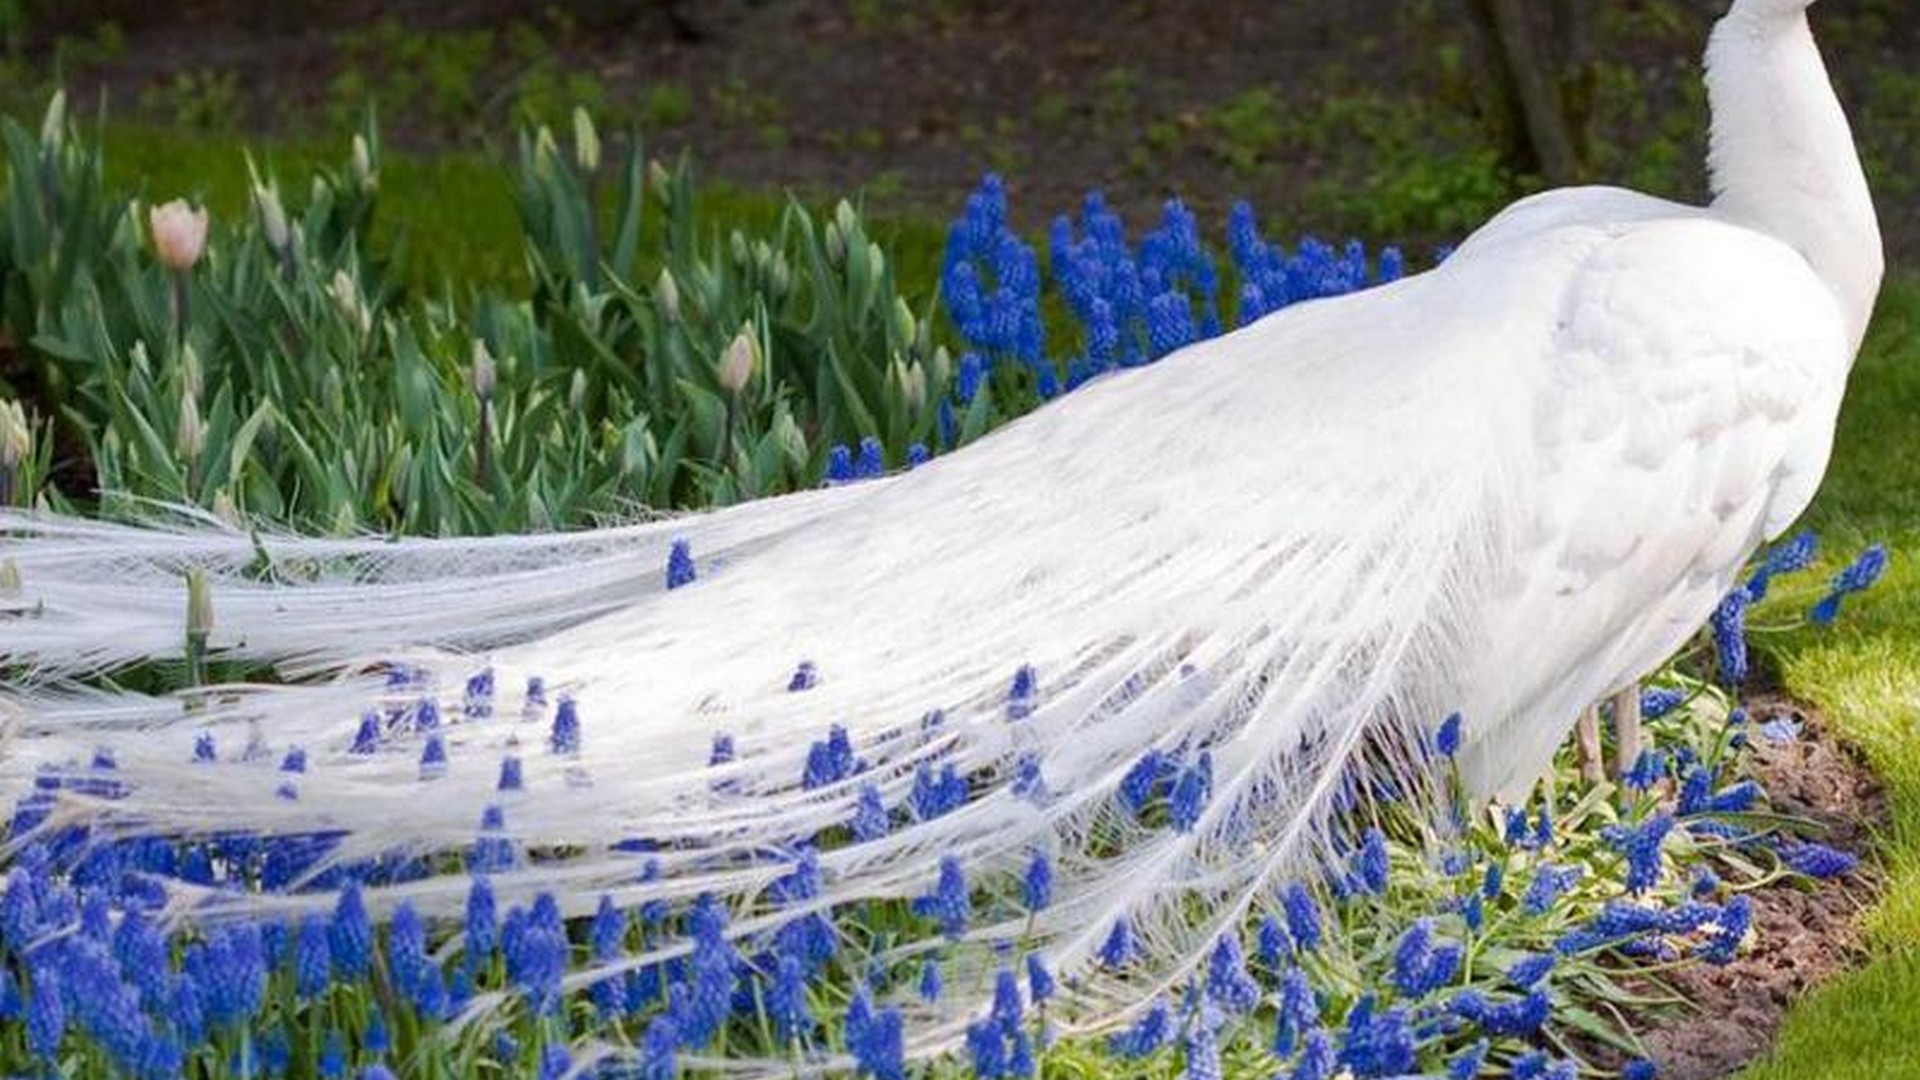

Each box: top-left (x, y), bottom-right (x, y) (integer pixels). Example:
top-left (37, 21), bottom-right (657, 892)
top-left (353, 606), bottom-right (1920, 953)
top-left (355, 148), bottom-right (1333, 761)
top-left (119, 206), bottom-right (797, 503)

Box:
top-left (1736, 280), bottom-right (1920, 1079)
top-left (91, 123), bottom-right (948, 298)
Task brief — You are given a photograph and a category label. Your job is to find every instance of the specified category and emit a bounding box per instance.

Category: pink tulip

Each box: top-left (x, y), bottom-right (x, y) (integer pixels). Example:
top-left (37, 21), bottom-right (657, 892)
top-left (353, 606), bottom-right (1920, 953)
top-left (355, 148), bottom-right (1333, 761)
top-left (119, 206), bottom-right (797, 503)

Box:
top-left (149, 199), bottom-right (209, 272)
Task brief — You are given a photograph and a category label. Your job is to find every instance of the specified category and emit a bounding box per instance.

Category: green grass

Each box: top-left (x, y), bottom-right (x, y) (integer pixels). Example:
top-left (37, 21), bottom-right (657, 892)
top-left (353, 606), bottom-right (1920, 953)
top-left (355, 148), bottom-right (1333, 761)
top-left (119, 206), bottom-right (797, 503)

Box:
top-left (1739, 279), bottom-right (1920, 1079)
top-left (90, 123), bottom-right (948, 299)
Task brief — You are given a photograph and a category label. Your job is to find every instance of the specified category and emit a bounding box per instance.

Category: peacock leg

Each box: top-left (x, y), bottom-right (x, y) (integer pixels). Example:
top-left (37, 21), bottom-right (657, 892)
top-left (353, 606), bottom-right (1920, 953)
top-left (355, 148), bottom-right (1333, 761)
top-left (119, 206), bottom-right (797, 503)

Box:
top-left (1611, 684), bottom-right (1643, 779)
top-left (1574, 705), bottom-right (1605, 783)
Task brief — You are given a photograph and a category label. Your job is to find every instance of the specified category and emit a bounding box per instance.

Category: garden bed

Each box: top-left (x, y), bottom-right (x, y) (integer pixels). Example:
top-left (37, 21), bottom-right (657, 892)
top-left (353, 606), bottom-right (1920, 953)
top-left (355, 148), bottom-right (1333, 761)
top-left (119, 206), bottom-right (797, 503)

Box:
top-left (1601, 698), bottom-right (1887, 1080)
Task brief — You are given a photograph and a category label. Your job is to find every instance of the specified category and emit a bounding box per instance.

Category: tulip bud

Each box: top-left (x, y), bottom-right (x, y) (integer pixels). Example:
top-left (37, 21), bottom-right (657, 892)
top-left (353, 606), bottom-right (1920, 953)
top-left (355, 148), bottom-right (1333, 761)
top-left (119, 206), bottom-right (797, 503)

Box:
top-left (929, 344), bottom-right (952, 390)
top-left (902, 361), bottom-right (928, 414)
top-left (149, 199), bottom-right (209, 272)
top-left (0, 399), bottom-right (27, 469)
top-left (572, 106), bottom-right (602, 174)
top-left (254, 179), bottom-right (290, 253)
top-left (655, 268), bottom-right (681, 322)
top-left (330, 270), bottom-right (371, 333)
top-left (824, 221), bottom-right (845, 268)
top-left (649, 159), bottom-right (672, 202)
top-left (390, 442), bottom-right (413, 505)
top-left (186, 567), bottom-right (214, 641)
top-left (569, 369), bottom-right (588, 412)
top-left (129, 339), bottom-right (152, 375)
top-left (718, 327), bottom-right (757, 395)
top-left (892, 297), bottom-right (917, 348)
top-left (0, 557), bottom-right (20, 594)
top-left (620, 419), bottom-right (655, 479)
top-left (772, 408), bottom-right (807, 467)
top-left (868, 242), bottom-right (887, 288)
top-left (176, 389), bottom-right (205, 462)
top-left (180, 342), bottom-right (204, 403)
top-left (770, 253), bottom-right (792, 299)
top-left (351, 133), bottom-right (377, 190)
top-left (470, 339), bottom-right (498, 401)
top-left (323, 365), bottom-right (345, 413)
top-left (730, 230), bottom-right (749, 268)
top-left (39, 90), bottom-right (65, 153)
top-left (212, 488), bottom-right (242, 529)
top-left (835, 199), bottom-right (859, 240)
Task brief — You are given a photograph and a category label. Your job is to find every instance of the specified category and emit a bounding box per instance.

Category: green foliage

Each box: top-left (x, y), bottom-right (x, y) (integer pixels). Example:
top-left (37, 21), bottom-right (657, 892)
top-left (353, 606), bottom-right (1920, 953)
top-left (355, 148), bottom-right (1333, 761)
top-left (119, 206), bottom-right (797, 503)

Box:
top-left (1205, 88), bottom-right (1285, 175)
top-left (3, 101), bottom-right (952, 535)
top-left (137, 68), bottom-right (245, 134)
top-left (1201, 86), bottom-right (1523, 239)
top-left (327, 17), bottom-right (497, 136)
top-left (1852, 69), bottom-right (1920, 209)
top-left (639, 83), bottom-right (695, 130)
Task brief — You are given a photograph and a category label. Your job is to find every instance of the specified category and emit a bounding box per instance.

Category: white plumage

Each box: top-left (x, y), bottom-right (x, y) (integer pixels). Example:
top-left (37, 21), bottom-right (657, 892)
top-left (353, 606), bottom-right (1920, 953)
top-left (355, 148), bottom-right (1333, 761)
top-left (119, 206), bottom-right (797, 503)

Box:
top-left (0, 0), bottom-right (1882, 1067)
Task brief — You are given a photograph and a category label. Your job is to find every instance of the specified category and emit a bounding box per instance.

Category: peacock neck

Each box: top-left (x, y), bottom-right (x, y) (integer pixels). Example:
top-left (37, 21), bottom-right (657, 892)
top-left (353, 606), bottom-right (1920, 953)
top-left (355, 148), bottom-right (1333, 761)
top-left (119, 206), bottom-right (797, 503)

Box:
top-left (1705, 6), bottom-right (1883, 350)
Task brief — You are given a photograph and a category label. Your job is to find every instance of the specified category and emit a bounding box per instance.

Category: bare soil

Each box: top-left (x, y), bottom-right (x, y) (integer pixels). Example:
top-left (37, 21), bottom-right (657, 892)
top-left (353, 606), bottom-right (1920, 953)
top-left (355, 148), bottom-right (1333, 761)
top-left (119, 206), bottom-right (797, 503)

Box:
top-left (1597, 698), bottom-right (1890, 1080)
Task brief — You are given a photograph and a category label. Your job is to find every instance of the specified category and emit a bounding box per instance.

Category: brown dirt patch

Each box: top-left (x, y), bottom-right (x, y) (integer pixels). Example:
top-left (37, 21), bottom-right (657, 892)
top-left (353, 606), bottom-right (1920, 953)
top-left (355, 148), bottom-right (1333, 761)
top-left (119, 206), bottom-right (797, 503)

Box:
top-left (1594, 698), bottom-right (1889, 1080)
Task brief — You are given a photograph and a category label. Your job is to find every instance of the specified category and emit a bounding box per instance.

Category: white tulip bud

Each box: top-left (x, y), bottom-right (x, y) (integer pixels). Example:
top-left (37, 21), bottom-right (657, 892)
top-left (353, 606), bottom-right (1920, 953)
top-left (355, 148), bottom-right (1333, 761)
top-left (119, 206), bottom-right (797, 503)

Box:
top-left (254, 180), bottom-right (290, 253)
top-left (180, 342), bottom-right (204, 403)
top-left (892, 297), bottom-right (917, 348)
top-left (730, 230), bottom-right (749, 267)
top-left (0, 399), bottom-right (28, 469)
top-left (772, 408), bottom-right (807, 467)
top-left (835, 199), bottom-right (858, 239)
top-left (572, 106), bottom-right (601, 174)
top-left (718, 328), bottom-right (757, 395)
top-left (323, 365), bottom-right (345, 413)
top-left (770, 254), bottom-right (792, 299)
top-left (470, 339), bottom-right (498, 401)
top-left (186, 567), bottom-right (215, 639)
top-left (176, 389), bottom-right (205, 462)
top-left (569, 369), bottom-right (588, 412)
top-left (655, 268), bottom-right (681, 322)
top-left (351, 134), bottom-right (377, 190)
top-left (868, 242), bottom-right (887, 287)
top-left (902, 362), bottom-right (928, 413)
top-left (649, 159), bottom-right (672, 202)
top-left (930, 345), bottom-right (953, 389)
top-left (212, 488), bottom-right (242, 529)
top-left (824, 221), bottom-right (845, 267)
top-left (0, 557), bottom-right (20, 594)
top-left (149, 199), bottom-right (209, 272)
top-left (532, 126), bottom-right (559, 175)
top-left (39, 90), bottom-right (65, 152)
top-left (330, 269), bottom-right (371, 333)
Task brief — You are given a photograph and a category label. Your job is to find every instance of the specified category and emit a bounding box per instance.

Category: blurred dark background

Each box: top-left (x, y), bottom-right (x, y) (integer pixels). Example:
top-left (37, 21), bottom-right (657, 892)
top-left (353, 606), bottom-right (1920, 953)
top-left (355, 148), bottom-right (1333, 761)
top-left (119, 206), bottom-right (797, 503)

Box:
top-left (12, 0), bottom-right (1920, 258)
